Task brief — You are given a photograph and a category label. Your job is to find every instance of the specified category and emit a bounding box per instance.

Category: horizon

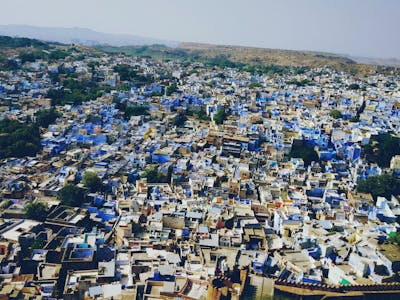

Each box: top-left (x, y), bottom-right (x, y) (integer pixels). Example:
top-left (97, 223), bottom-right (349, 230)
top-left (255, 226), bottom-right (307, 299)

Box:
top-left (0, 0), bottom-right (399, 60)
top-left (1, 23), bottom-right (399, 63)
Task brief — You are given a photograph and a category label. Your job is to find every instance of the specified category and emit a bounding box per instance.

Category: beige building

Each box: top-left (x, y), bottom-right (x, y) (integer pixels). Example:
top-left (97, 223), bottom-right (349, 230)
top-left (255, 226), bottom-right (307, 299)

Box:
top-left (390, 155), bottom-right (400, 170)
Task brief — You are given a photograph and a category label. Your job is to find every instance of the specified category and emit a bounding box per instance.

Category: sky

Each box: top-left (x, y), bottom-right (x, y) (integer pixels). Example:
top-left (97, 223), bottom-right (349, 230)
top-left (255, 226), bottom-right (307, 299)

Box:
top-left (1, 0), bottom-right (399, 59)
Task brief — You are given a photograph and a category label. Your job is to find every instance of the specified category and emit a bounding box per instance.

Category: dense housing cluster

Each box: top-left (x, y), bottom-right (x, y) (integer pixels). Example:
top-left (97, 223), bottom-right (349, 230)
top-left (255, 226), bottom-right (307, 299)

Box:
top-left (0, 37), bottom-right (400, 299)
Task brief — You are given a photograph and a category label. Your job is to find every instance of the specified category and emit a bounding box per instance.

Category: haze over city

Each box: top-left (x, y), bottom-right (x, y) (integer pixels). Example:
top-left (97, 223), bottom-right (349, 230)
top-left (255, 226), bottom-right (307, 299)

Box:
top-left (1, 0), bottom-right (400, 59)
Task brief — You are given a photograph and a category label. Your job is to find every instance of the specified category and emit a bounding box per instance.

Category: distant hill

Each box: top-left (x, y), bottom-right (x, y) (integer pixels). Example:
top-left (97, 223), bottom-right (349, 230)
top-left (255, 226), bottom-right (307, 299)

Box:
top-left (0, 35), bottom-right (50, 49)
top-left (179, 42), bottom-right (358, 67)
top-left (0, 32), bottom-right (397, 76)
top-left (97, 43), bottom-right (398, 75)
top-left (0, 24), bottom-right (177, 47)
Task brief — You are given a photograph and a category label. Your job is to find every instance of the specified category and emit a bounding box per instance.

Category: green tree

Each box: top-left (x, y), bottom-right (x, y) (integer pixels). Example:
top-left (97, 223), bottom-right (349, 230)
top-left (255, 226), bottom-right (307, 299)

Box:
top-left (388, 231), bottom-right (400, 245)
top-left (196, 107), bottom-right (211, 121)
top-left (248, 82), bottom-right (262, 89)
top-left (114, 64), bottom-right (137, 81)
top-left (46, 78), bottom-right (104, 106)
top-left (289, 140), bottom-right (319, 167)
top-left (142, 168), bottom-right (168, 183)
top-left (25, 202), bottom-right (48, 222)
top-left (48, 49), bottom-right (70, 60)
top-left (19, 51), bottom-right (38, 63)
top-left (2, 59), bottom-right (19, 71)
top-left (348, 83), bottom-right (360, 90)
top-left (0, 119), bottom-right (40, 159)
top-left (82, 172), bottom-right (104, 193)
top-left (330, 109), bottom-right (342, 119)
top-left (27, 238), bottom-right (46, 257)
top-left (106, 135), bottom-right (117, 145)
top-left (113, 98), bottom-right (150, 119)
top-left (363, 133), bottom-right (400, 168)
top-left (87, 61), bottom-right (99, 71)
top-left (35, 108), bottom-right (60, 128)
top-left (113, 64), bottom-right (153, 86)
top-left (124, 105), bottom-right (150, 119)
top-left (286, 79), bottom-right (311, 87)
top-left (214, 107), bottom-right (228, 125)
top-left (205, 54), bottom-right (244, 68)
top-left (0, 36), bottom-right (48, 49)
top-left (356, 174), bottom-right (400, 201)
top-left (172, 112), bottom-right (187, 127)
top-left (116, 83), bottom-right (131, 91)
top-left (187, 106), bottom-right (210, 121)
top-left (349, 116), bottom-right (360, 123)
top-left (58, 185), bottom-right (86, 207)
top-left (166, 83), bottom-right (178, 96)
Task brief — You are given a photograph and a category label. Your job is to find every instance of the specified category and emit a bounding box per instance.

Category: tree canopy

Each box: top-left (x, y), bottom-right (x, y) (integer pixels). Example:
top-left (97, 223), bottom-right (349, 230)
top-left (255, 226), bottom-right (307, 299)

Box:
top-left (142, 167), bottom-right (170, 183)
top-left (214, 107), bottom-right (228, 125)
top-left (113, 64), bottom-right (137, 81)
top-left (388, 231), bottom-right (400, 245)
top-left (286, 79), bottom-right (311, 87)
top-left (113, 64), bottom-right (153, 86)
top-left (348, 83), bottom-right (360, 90)
top-left (205, 54), bottom-right (244, 69)
top-left (186, 106), bottom-right (210, 121)
top-left (248, 82), bottom-right (263, 89)
top-left (124, 105), bottom-right (150, 119)
top-left (35, 108), bottom-right (60, 128)
top-left (330, 109), bottom-right (343, 119)
top-left (58, 185), bottom-right (86, 207)
top-left (0, 35), bottom-right (48, 49)
top-left (113, 98), bottom-right (150, 120)
top-left (166, 83), bottom-right (178, 96)
top-left (356, 174), bottom-right (400, 201)
top-left (47, 78), bottom-right (104, 106)
top-left (241, 64), bottom-right (289, 75)
top-left (289, 140), bottom-right (319, 167)
top-left (0, 119), bottom-right (40, 159)
top-left (82, 172), bottom-right (104, 193)
top-left (25, 201), bottom-right (48, 222)
top-left (363, 133), bottom-right (400, 168)
top-left (172, 111), bottom-right (187, 127)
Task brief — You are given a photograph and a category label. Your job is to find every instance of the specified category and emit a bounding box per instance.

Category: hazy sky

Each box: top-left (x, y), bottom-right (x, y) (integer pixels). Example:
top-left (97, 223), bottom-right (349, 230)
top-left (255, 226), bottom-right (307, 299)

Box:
top-left (1, 0), bottom-right (399, 59)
